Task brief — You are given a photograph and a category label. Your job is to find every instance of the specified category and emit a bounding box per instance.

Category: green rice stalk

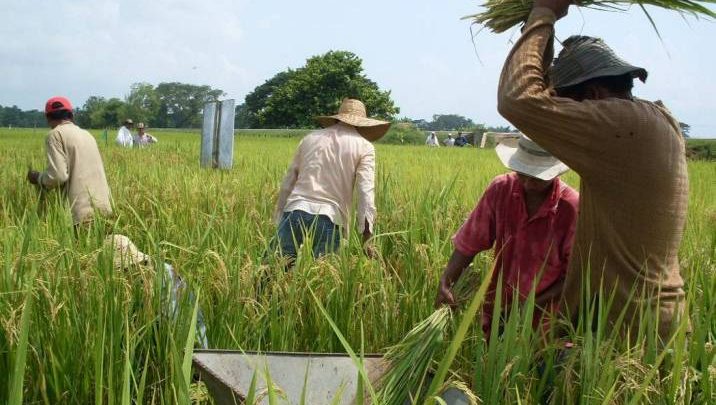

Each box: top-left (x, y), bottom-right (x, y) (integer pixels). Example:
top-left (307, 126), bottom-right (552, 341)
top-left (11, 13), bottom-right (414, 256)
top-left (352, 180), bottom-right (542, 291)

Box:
top-left (465, 0), bottom-right (716, 34)
top-left (8, 278), bottom-right (33, 405)
top-left (377, 306), bottom-right (452, 405)
top-left (425, 261), bottom-right (497, 405)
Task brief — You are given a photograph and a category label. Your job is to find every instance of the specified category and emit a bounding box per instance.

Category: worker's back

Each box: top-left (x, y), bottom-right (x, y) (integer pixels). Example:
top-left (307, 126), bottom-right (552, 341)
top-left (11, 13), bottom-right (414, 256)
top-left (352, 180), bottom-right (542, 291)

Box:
top-left (284, 122), bottom-right (374, 229)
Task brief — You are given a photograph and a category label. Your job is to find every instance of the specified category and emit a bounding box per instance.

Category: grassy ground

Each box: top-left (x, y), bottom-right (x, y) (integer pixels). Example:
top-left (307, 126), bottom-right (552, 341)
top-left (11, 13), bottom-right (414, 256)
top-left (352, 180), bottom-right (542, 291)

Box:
top-left (1, 128), bottom-right (714, 404)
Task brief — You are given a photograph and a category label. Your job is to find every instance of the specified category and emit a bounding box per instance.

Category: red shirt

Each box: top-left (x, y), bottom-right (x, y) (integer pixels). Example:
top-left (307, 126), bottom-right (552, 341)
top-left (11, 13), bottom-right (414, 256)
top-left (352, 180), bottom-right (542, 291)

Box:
top-left (453, 172), bottom-right (579, 331)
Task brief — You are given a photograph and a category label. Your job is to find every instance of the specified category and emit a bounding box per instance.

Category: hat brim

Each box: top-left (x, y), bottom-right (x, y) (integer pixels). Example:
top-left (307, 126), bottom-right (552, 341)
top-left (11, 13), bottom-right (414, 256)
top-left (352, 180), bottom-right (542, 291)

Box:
top-left (315, 114), bottom-right (391, 142)
top-left (553, 65), bottom-right (648, 90)
top-left (495, 139), bottom-right (569, 181)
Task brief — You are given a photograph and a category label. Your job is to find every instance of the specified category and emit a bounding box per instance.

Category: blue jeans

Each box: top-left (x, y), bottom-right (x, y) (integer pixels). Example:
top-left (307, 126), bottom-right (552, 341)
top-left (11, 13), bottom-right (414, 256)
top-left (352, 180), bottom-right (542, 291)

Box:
top-left (274, 210), bottom-right (340, 259)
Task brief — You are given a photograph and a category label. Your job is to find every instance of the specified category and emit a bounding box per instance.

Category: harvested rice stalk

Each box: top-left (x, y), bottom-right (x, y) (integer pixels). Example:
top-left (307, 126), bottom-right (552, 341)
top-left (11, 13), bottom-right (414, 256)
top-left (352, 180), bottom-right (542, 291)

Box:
top-left (466, 0), bottom-right (716, 34)
top-left (377, 306), bottom-right (451, 405)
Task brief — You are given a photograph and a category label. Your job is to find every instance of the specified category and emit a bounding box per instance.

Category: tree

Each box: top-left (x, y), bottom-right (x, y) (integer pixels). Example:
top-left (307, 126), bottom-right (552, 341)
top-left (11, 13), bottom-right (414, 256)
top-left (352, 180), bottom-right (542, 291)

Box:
top-left (124, 83), bottom-right (160, 126)
top-left (75, 96), bottom-right (108, 128)
top-left (679, 122), bottom-right (691, 138)
top-left (428, 114), bottom-right (475, 131)
top-left (91, 98), bottom-right (125, 128)
top-left (0, 105), bottom-right (44, 127)
top-left (239, 50), bottom-right (398, 128)
top-left (154, 82), bottom-right (225, 128)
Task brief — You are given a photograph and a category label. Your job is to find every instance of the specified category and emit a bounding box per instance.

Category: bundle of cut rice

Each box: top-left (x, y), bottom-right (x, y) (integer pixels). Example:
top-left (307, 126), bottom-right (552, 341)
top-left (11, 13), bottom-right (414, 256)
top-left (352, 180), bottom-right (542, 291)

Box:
top-left (377, 307), bottom-right (451, 405)
top-left (466, 0), bottom-right (716, 33)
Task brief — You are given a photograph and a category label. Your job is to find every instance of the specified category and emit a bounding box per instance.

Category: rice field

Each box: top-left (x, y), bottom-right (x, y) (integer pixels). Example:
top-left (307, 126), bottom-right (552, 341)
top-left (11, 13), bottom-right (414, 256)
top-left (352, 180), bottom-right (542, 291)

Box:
top-left (1, 128), bottom-right (714, 404)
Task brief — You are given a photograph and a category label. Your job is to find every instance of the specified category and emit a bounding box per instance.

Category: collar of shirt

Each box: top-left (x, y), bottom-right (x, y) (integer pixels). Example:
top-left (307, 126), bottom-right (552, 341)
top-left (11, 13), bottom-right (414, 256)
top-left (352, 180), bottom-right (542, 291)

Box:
top-left (508, 172), bottom-right (565, 222)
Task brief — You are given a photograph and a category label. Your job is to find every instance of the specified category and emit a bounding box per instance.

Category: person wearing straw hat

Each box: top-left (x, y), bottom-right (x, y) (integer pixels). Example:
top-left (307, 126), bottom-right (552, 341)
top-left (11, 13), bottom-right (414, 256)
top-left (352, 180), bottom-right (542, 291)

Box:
top-left (497, 0), bottom-right (688, 342)
top-left (133, 122), bottom-right (158, 147)
top-left (116, 118), bottom-right (134, 147)
top-left (103, 234), bottom-right (208, 348)
top-left (272, 98), bottom-right (390, 263)
top-left (26, 96), bottom-right (113, 226)
top-left (436, 134), bottom-right (579, 335)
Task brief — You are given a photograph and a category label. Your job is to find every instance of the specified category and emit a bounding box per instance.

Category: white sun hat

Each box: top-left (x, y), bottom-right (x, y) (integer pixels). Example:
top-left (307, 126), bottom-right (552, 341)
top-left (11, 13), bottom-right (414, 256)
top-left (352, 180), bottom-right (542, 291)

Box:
top-left (495, 134), bottom-right (569, 181)
top-left (103, 234), bottom-right (151, 270)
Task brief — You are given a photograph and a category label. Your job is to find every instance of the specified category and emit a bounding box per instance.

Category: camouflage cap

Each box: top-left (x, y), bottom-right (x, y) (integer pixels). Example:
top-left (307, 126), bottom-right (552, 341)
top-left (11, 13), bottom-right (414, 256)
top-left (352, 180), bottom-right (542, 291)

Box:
top-left (550, 35), bottom-right (648, 89)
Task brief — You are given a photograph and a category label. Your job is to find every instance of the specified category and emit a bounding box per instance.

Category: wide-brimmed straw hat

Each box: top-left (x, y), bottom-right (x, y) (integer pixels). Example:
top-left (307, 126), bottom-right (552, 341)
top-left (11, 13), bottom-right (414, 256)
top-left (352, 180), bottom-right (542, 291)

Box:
top-left (136, 122), bottom-right (145, 129)
top-left (495, 134), bottom-right (569, 181)
top-left (550, 35), bottom-right (648, 89)
top-left (103, 234), bottom-right (151, 270)
top-left (124, 118), bottom-right (134, 125)
top-left (315, 98), bottom-right (391, 142)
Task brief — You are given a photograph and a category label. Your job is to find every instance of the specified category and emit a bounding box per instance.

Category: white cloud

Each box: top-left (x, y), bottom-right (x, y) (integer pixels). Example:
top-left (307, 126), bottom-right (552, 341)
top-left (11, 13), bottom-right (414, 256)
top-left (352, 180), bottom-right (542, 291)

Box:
top-left (0, 0), bottom-right (247, 109)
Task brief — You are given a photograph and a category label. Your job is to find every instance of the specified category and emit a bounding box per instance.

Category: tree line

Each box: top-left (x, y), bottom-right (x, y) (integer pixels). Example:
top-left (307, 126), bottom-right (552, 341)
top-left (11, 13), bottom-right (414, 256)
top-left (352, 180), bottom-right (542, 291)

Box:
top-left (0, 82), bottom-right (225, 130)
top-left (2, 49), bottom-right (518, 133)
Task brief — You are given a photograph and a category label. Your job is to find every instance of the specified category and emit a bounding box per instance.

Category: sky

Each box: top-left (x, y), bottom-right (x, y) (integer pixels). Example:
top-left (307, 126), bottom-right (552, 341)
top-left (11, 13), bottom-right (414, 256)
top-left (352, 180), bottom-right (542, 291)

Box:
top-left (1, 0), bottom-right (715, 137)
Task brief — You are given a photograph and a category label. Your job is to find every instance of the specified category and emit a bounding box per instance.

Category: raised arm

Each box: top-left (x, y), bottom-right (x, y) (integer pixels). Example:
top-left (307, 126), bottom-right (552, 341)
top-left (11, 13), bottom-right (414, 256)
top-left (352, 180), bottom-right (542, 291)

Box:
top-left (497, 4), bottom-right (630, 175)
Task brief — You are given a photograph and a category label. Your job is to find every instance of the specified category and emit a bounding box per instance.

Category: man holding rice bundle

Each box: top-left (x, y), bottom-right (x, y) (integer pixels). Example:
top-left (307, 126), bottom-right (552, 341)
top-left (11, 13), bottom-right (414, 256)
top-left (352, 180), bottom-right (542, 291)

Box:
top-left (436, 134), bottom-right (579, 335)
top-left (496, 0), bottom-right (688, 342)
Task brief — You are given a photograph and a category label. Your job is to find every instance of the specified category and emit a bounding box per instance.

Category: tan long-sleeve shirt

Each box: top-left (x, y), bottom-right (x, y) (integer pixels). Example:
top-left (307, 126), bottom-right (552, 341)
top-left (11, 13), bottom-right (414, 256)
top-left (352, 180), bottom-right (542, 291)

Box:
top-left (275, 123), bottom-right (376, 235)
top-left (40, 121), bottom-right (113, 224)
top-left (497, 8), bottom-right (688, 338)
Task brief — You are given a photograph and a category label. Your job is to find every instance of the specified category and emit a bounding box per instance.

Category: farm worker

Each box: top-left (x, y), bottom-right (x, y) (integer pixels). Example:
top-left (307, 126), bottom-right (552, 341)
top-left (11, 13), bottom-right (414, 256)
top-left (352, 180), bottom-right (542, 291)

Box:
top-left (116, 118), bottom-right (134, 147)
top-left (273, 98), bottom-right (390, 262)
top-left (426, 131), bottom-right (440, 147)
top-left (496, 0), bottom-right (688, 342)
top-left (435, 134), bottom-right (578, 335)
top-left (133, 122), bottom-right (158, 147)
top-left (455, 133), bottom-right (469, 147)
top-left (444, 134), bottom-right (455, 146)
top-left (104, 234), bottom-right (208, 348)
top-left (26, 96), bottom-right (113, 225)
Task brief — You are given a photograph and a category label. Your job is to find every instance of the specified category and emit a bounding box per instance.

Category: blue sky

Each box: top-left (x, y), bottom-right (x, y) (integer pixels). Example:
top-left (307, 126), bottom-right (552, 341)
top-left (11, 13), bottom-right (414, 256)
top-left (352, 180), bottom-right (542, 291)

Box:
top-left (1, 0), bottom-right (714, 137)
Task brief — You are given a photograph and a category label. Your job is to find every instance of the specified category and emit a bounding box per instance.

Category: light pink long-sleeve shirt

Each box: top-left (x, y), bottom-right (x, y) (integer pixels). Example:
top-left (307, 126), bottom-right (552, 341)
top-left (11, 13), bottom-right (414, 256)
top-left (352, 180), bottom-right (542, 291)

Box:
top-left (275, 123), bottom-right (376, 235)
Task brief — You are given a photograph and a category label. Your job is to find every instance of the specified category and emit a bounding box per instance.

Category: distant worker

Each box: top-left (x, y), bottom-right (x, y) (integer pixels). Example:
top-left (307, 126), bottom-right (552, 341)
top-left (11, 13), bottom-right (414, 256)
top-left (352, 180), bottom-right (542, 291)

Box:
top-left (436, 134), bottom-right (578, 334)
top-left (497, 0), bottom-right (688, 341)
top-left (116, 118), bottom-right (134, 147)
top-left (133, 123), bottom-right (158, 147)
top-left (27, 96), bottom-right (112, 225)
top-left (454, 132), bottom-right (469, 147)
top-left (426, 131), bottom-right (440, 147)
top-left (444, 134), bottom-right (455, 146)
top-left (273, 98), bottom-right (389, 263)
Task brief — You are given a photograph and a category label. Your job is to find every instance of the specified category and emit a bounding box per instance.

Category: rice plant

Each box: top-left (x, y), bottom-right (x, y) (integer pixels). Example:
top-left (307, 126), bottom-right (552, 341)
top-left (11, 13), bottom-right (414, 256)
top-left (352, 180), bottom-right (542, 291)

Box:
top-left (0, 129), bottom-right (714, 403)
top-left (466, 0), bottom-right (716, 34)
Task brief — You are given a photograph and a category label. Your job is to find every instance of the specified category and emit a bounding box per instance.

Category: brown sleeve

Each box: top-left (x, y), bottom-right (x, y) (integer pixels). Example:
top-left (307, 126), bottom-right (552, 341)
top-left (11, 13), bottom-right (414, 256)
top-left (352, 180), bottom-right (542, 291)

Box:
top-left (497, 7), bottom-right (634, 177)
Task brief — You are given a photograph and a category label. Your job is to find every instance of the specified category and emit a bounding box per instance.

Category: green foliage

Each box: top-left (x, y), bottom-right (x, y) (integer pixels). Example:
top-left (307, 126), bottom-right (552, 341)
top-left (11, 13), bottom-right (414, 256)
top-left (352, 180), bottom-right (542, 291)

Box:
top-left (71, 82), bottom-right (225, 129)
top-left (154, 82), bottom-right (225, 128)
top-left (379, 123), bottom-right (427, 145)
top-left (428, 114), bottom-right (476, 131)
top-left (686, 139), bottom-right (716, 160)
top-left (0, 105), bottom-right (44, 127)
top-left (237, 50), bottom-right (399, 128)
top-left (0, 129), bottom-right (714, 403)
top-left (124, 82), bottom-right (161, 126)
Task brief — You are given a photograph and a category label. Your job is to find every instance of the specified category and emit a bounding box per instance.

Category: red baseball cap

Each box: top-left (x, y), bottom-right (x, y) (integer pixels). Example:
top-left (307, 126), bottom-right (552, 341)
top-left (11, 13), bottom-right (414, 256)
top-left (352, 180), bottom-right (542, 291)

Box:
top-left (45, 96), bottom-right (73, 114)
